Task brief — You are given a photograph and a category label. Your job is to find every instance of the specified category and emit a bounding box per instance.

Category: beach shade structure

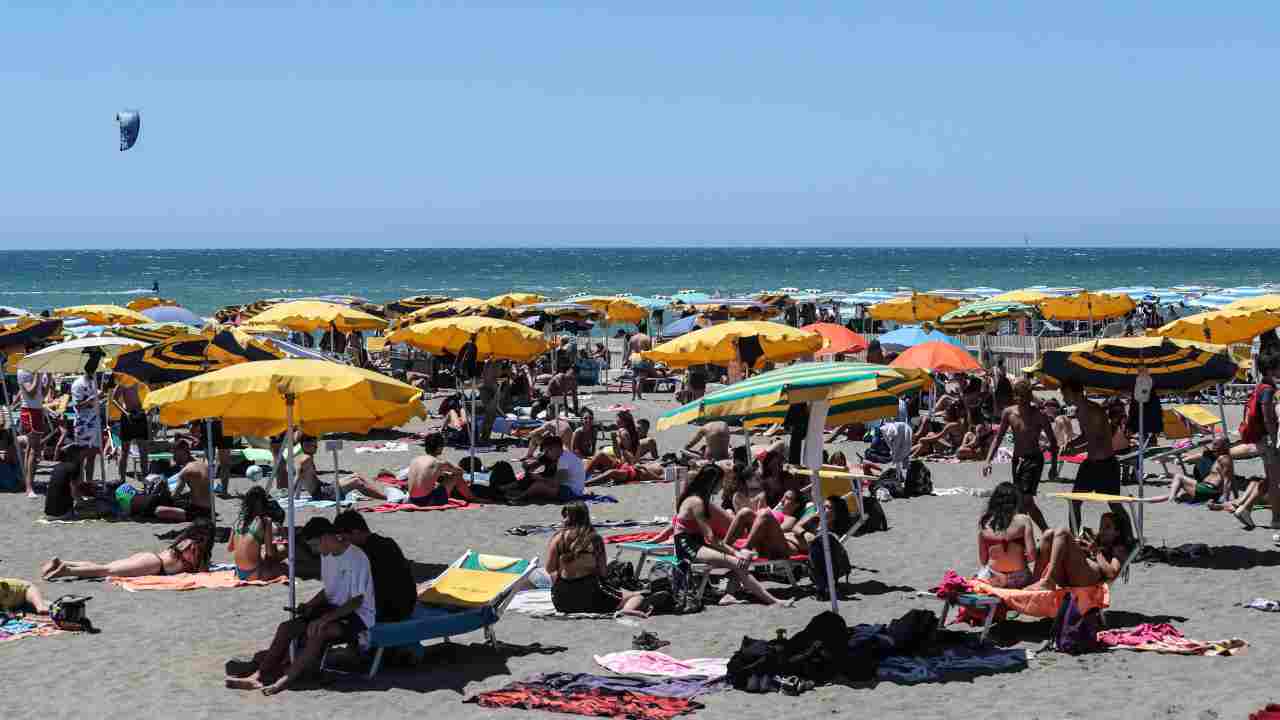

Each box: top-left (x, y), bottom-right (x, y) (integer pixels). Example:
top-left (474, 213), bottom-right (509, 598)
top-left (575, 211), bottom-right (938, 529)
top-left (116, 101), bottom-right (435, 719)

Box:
top-left (485, 293), bottom-right (547, 309)
top-left (656, 361), bottom-right (933, 611)
top-left (1156, 308), bottom-right (1280, 347)
top-left (890, 341), bottom-right (982, 373)
top-left (385, 294), bottom-right (452, 317)
top-left (867, 293), bottom-right (963, 324)
top-left (671, 291), bottom-right (712, 305)
top-left (54, 304), bottom-right (153, 326)
top-left (639, 321), bottom-right (823, 370)
top-left (660, 314), bottom-right (702, 338)
top-left (110, 322), bottom-right (200, 345)
top-left (0, 306), bottom-right (32, 319)
top-left (126, 297), bottom-right (179, 312)
top-left (243, 300), bottom-right (388, 334)
top-left (144, 360), bottom-right (426, 618)
top-left (690, 299), bottom-right (780, 320)
top-left (112, 330), bottom-right (285, 386)
top-left (989, 289), bottom-right (1053, 304)
top-left (400, 299), bottom-right (513, 327)
top-left (18, 335), bottom-right (146, 374)
top-left (937, 300), bottom-right (1033, 335)
top-left (877, 324), bottom-right (967, 352)
top-left (1223, 294), bottom-right (1280, 313)
top-left (1038, 292), bottom-right (1136, 323)
top-left (513, 302), bottom-right (602, 321)
top-left (388, 316), bottom-right (551, 363)
top-left (0, 317), bottom-right (63, 350)
top-left (801, 323), bottom-right (869, 357)
top-left (139, 305), bottom-right (203, 326)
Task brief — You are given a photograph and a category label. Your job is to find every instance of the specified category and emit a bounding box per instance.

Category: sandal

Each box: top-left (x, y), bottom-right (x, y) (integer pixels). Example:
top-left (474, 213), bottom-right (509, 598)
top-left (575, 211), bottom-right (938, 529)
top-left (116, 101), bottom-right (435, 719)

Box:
top-left (632, 631), bottom-right (669, 651)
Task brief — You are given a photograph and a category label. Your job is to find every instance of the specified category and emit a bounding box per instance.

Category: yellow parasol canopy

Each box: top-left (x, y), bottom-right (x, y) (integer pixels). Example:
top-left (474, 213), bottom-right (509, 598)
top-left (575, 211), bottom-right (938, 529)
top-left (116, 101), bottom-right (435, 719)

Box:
top-left (1223, 294), bottom-right (1280, 313)
top-left (126, 296), bottom-right (180, 312)
top-left (486, 293), bottom-right (548, 309)
top-left (242, 300), bottom-right (387, 333)
top-left (1038, 292), bottom-right (1136, 322)
top-left (989, 289), bottom-right (1053, 304)
top-left (53, 304), bottom-right (152, 326)
top-left (639, 321), bottom-right (822, 369)
top-left (1156, 308), bottom-right (1280, 346)
top-left (387, 316), bottom-right (551, 363)
top-left (143, 359), bottom-right (425, 437)
top-left (867, 293), bottom-right (962, 324)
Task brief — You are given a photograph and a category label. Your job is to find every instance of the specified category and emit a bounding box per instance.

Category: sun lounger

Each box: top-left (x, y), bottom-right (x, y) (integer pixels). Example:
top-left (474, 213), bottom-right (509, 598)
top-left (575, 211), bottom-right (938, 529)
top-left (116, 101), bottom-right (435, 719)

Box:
top-left (325, 549), bottom-right (537, 679)
top-left (939, 581), bottom-right (1112, 644)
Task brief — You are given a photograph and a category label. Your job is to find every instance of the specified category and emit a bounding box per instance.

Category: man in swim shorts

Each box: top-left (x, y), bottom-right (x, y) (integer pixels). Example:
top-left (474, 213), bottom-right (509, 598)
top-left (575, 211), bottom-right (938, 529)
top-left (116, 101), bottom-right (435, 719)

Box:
top-left (1061, 377), bottom-right (1129, 530)
top-left (984, 379), bottom-right (1058, 530)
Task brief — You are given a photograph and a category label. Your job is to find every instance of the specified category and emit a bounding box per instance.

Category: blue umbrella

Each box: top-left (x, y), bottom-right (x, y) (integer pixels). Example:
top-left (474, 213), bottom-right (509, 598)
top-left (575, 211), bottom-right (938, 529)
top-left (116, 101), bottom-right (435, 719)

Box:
top-left (142, 306), bottom-right (204, 326)
top-left (877, 325), bottom-right (967, 351)
top-left (660, 314), bottom-right (701, 338)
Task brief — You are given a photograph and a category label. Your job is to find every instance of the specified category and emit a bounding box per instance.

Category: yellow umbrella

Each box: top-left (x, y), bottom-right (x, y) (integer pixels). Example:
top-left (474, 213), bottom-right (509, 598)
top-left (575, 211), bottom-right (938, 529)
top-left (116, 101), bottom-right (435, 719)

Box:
top-left (486, 292), bottom-right (548, 309)
top-left (1223, 294), bottom-right (1280, 313)
top-left (53, 304), bottom-right (152, 326)
top-left (387, 316), bottom-right (550, 363)
top-left (126, 296), bottom-right (179, 312)
top-left (989, 289), bottom-right (1053, 304)
top-left (243, 300), bottom-right (387, 333)
top-left (639, 321), bottom-right (822, 369)
top-left (1039, 292), bottom-right (1136, 322)
top-left (567, 295), bottom-right (648, 324)
top-left (867, 293), bottom-right (962, 323)
top-left (1156, 308), bottom-right (1280, 346)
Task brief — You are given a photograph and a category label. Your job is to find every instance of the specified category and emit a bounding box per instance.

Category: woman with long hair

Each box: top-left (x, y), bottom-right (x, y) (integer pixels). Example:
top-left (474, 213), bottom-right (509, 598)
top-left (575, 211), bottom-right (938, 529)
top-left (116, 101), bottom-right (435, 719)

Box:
top-left (546, 502), bottom-right (648, 617)
top-left (43, 519), bottom-right (214, 580)
top-left (1028, 512), bottom-right (1135, 591)
top-left (672, 464), bottom-right (792, 606)
top-left (227, 486), bottom-right (285, 581)
top-left (977, 482), bottom-right (1036, 588)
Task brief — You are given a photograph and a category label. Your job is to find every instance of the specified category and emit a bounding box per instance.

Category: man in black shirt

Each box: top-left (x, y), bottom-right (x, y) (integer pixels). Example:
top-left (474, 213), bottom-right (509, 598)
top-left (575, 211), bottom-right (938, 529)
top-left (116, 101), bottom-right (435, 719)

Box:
top-left (44, 444), bottom-right (82, 519)
top-left (333, 511), bottom-right (417, 623)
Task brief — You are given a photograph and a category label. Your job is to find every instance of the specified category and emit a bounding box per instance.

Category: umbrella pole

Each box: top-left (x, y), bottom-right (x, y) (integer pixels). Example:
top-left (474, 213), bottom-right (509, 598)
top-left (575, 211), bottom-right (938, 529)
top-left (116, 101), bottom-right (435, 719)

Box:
top-left (332, 435), bottom-right (341, 517)
top-left (804, 400), bottom-right (837, 612)
top-left (205, 418), bottom-right (215, 531)
top-left (285, 395), bottom-right (298, 660)
top-left (1215, 383), bottom-right (1228, 434)
top-left (1136, 398), bottom-right (1145, 546)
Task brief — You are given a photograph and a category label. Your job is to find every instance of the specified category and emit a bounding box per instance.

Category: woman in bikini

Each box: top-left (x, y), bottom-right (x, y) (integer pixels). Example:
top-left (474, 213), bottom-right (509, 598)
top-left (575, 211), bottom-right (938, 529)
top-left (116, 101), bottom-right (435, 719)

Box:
top-left (43, 520), bottom-right (214, 580)
top-left (912, 403), bottom-right (967, 458)
top-left (1027, 511), bottom-right (1135, 590)
top-left (227, 487), bottom-right (286, 581)
top-left (672, 464), bottom-right (792, 606)
top-left (976, 482), bottom-right (1037, 588)
top-left (440, 394), bottom-right (470, 445)
top-left (546, 502), bottom-right (649, 617)
top-left (585, 410), bottom-right (641, 478)
top-left (572, 409), bottom-right (597, 459)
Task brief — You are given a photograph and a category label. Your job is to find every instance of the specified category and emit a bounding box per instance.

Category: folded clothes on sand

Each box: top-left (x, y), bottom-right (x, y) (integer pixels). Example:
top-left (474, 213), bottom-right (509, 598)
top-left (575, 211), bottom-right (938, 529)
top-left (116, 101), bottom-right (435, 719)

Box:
top-left (1242, 598), bottom-right (1280, 613)
top-left (109, 570), bottom-right (287, 592)
top-left (1097, 623), bottom-right (1248, 656)
top-left (594, 651), bottom-right (728, 679)
top-left (510, 521), bottom-right (666, 538)
top-left (466, 679), bottom-right (702, 720)
top-left (522, 672), bottom-right (722, 700)
top-left (1049, 451), bottom-right (1089, 464)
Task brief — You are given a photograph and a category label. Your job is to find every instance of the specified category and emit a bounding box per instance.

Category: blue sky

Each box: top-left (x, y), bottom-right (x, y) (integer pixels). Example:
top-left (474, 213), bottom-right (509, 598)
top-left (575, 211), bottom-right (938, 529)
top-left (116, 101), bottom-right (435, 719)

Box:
top-left (4, 3), bottom-right (1279, 248)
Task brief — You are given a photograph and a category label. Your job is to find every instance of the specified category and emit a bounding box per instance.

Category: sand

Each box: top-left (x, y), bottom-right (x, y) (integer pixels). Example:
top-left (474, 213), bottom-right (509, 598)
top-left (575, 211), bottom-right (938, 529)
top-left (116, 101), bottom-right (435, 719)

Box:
top-left (3, 392), bottom-right (1277, 720)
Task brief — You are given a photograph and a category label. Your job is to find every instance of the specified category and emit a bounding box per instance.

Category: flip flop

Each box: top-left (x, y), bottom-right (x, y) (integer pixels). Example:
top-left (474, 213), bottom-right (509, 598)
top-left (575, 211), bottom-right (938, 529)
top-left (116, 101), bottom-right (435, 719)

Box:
top-left (1235, 512), bottom-right (1257, 531)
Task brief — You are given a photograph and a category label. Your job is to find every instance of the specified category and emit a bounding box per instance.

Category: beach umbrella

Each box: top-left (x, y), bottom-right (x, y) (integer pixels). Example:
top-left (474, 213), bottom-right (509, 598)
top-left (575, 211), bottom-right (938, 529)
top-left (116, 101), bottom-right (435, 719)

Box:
top-left (877, 325), bottom-right (967, 352)
top-left (1155, 308), bottom-right (1280, 347)
top-left (801, 323), bottom-right (868, 357)
top-left (400, 299), bottom-right (512, 326)
top-left (18, 336), bottom-right (146, 374)
top-left (657, 361), bottom-right (933, 610)
top-left (143, 360), bottom-right (425, 619)
top-left (620, 295), bottom-right (672, 311)
top-left (890, 341), bottom-right (981, 373)
top-left (0, 305), bottom-right (32, 318)
top-left (513, 301), bottom-right (601, 320)
top-left (639, 321), bottom-right (822, 369)
top-left (387, 316), bottom-right (551, 363)
top-left (1223, 294), bottom-right (1280, 313)
top-left (141, 305), bottom-right (204, 326)
top-left (989, 289), bottom-right (1053, 304)
top-left (0, 317), bottom-right (63, 349)
top-left (110, 322), bottom-right (200, 344)
top-left (53, 304), bottom-right (152, 326)
top-left (385, 294), bottom-right (452, 317)
top-left (660, 314), bottom-right (702, 338)
top-left (1036, 337), bottom-right (1237, 397)
top-left (690, 299), bottom-right (780, 320)
top-left (113, 331), bottom-right (285, 386)
top-left (1038, 292), bottom-right (1136, 323)
top-left (937, 300), bottom-right (1033, 335)
top-left (486, 292), bottom-right (547, 309)
top-left (867, 293), bottom-right (962, 324)
top-left (671, 291), bottom-right (712, 305)
top-left (243, 300), bottom-right (387, 334)
top-left (126, 297), bottom-right (179, 312)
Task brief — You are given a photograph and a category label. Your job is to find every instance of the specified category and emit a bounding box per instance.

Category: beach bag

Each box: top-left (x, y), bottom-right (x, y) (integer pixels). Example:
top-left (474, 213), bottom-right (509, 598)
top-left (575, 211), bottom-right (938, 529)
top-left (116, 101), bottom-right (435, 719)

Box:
top-left (854, 495), bottom-right (889, 535)
top-left (1049, 593), bottom-right (1103, 655)
top-left (905, 459), bottom-right (933, 497)
top-left (605, 560), bottom-right (642, 592)
top-left (50, 594), bottom-right (94, 632)
top-left (782, 611), bottom-right (848, 683)
top-left (1239, 381), bottom-right (1275, 444)
top-left (808, 533), bottom-right (851, 600)
top-left (647, 562), bottom-right (702, 614)
top-left (727, 636), bottom-right (782, 690)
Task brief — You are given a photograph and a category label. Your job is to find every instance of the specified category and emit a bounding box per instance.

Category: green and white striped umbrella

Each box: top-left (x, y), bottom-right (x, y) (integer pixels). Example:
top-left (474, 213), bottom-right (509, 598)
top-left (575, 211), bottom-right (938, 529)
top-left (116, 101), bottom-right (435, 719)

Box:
top-left (937, 300), bottom-right (1033, 335)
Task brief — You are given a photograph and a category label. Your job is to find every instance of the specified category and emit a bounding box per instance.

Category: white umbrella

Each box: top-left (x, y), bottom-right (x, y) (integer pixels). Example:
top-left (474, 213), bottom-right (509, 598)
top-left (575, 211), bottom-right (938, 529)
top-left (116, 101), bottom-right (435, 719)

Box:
top-left (18, 336), bottom-right (147, 374)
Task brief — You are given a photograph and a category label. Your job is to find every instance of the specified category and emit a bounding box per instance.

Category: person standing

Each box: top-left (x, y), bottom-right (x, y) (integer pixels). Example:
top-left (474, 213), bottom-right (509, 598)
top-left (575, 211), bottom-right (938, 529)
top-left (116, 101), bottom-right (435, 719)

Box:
top-left (983, 380), bottom-right (1058, 531)
top-left (1060, 377), bottom-right (1128, 531)
top-left (1240, 352), bottom-right (1279, 530)
top-left (16, 364), bottom-right (47, 498)
top-left (70, 351), bottom-right (104, 494)
top-left (111, 378), bottom-right (149, 482)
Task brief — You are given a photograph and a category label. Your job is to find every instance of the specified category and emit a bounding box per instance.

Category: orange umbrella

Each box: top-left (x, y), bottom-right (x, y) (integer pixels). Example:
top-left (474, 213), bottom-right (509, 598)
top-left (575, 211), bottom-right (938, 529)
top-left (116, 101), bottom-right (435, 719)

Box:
top-left (889, 341), bottom-right (981, 373)
top-left (801, 323), bottom-right (868, 356)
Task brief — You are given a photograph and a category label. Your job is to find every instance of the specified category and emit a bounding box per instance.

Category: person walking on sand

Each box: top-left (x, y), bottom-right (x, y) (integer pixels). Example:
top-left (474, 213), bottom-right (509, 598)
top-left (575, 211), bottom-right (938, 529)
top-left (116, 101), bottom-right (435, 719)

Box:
top-left (983, 379), bottom-right (1058, 531)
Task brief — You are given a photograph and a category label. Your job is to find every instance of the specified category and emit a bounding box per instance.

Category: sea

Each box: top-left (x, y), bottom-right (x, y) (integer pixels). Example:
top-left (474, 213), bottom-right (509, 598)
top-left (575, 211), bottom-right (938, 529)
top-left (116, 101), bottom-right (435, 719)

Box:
top-left (1, 247), bottom-right (1277, 316)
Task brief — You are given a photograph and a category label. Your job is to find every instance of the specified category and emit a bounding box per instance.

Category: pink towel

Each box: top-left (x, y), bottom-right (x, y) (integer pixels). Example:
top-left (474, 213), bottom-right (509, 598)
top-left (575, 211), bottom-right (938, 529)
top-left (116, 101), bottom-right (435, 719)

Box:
top-left (109, 570), bottom-right (286, 592)
top-left (593, 650), bottom-right (728, 679)
top-left (360, 499), bottom-right (479, 513)
top-left (1097, 624), bottom-right (1248, 656)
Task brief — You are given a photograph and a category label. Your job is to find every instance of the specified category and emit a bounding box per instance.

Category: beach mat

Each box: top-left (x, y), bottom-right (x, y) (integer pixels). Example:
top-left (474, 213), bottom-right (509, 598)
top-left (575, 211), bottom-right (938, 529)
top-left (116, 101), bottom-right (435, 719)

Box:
top-left (0, 614), bottom-right (67, 644)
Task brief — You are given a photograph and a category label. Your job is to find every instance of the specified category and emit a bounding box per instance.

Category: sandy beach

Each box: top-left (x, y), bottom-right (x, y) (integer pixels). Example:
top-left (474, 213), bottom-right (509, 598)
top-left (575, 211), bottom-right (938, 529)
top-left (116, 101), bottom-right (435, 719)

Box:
top-left (3, 391), bottom-right (1276, 720)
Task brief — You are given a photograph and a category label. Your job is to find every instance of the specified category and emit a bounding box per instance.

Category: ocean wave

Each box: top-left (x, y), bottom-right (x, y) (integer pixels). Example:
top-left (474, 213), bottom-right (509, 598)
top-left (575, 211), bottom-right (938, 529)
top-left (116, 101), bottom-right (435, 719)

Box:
top-left (0, 288), bottom-right (150, 295)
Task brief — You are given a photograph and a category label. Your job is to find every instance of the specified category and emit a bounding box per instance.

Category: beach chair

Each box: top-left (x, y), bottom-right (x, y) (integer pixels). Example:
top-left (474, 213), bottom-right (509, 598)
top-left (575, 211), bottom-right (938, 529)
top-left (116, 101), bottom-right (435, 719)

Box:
top-left (325, 550), bottom-right (537, 680)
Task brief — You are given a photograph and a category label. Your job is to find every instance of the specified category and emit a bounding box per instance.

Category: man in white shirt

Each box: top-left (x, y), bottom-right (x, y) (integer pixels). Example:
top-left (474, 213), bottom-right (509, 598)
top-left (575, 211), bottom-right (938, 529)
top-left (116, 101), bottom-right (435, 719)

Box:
top-left (511, 435), bottom-right (585, 502)
top-left (16, 366), bottom-right (47, 498)
top-left (225, 517), bottom-right (376, 697)
top-left (70, 351), bottom-right (104, 490)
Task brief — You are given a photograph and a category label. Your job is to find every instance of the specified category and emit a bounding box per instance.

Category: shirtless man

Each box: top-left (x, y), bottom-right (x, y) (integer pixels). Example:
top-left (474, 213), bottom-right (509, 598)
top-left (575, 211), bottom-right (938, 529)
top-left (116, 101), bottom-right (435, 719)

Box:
top-left (628, 333), bottom-right (653, 400)
top-left (684, 420), bottom-right (732, 461)
top-left (405, 432), bottom-right (475, 506)
top-left (1060, 377), bottom-right (1129, 530)
top-left (1154, 436), bottom-right (1233, 505)
top-left (983, 379), bottom-right (1059, 531)
top-left (169, 442), bottom-right (213, 520)
top-left (635, 419), bottom-right (659, 460)
top-left (526, 416), bottom-right (573, 460)
top-left (477, 360), bottom-right (501, 444)
top-left (296, 436), bottom-right (389, 501)
top-left (112, 380), bottom-right (149, 482)
top-left (547, 368), bottom-right (578, 416)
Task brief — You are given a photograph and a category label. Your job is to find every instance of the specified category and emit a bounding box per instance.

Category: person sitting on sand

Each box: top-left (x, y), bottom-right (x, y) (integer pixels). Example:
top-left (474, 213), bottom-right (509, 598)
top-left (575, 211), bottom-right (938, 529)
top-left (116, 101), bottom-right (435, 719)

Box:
top-left (546, 502), bottom-right (650, 617)
top-left (977, 482), bottom-right (1037, 589)
top-left (334, 511), bottom-right (417, 623)
top-left (527, 415), bottom-right (573, 461)
top-left (572, 409), bottom-right (596, 458)
top-left (406, 432), bottom-right (475, 506)
top-left (672, 464), bottom-right (792, 607)
top-left (584, 410), bottom-right (642, 475)
top-left (955, 420), bottom-right (995, 461)
top-left (635, 418), bottom-right (660, 460)
top-left (226, 517), bottom-right (376, 696)
top-left (912, 403), bottom-right (967, 458)
top-left (228, 487), bottom-right (286, 582)
top-left (511, 435), bottom-right (585, 502)
top-left (1027, 512), bottom-right (1135, 591)
top-left (1149, 437), bottom-right (1233, 506)
top-left (0, 577), bottom-right (50, 614)
top-left (166, 441), bottom-right (213, 521)
top-left (295, 436), bottom-right (390, 501)
top-left (43, 519), bottom-right (214, 580)
top-left (439, 395), bottom-right (470, 446)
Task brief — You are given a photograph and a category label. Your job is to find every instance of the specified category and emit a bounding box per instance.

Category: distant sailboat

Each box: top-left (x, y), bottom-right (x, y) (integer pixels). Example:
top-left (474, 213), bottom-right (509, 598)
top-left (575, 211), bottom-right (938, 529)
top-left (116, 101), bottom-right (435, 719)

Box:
top-left (1024, 234), bottom-right (1031, 247)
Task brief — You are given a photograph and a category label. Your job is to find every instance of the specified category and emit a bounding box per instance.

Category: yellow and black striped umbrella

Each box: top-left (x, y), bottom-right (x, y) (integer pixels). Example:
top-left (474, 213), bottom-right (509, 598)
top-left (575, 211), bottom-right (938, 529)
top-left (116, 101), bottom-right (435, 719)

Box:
top-left (110, 322), bottom-right (198, 344)
top-left (398, 299), bottom-right (512, 328)
top-left (113, 330), bottom-right (284, 386)
top-left (1037, 336), bottom-right (1237, 395)
top-left (386, 294), bottom-right (452, 317)
top-left (0, 317), bottom-right (64, 350)
top-left (126, 296), bottom-right (179, 312)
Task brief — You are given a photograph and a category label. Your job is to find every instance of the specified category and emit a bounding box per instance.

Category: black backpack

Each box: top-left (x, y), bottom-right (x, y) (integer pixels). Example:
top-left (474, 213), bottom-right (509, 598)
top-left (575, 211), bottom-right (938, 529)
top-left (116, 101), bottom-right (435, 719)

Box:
top-left (905, 459), bottom-right (933, 497)
top-left (808, 534), bottom-right (851, 600)
top-left (854, 495), bottom-right (889, 535)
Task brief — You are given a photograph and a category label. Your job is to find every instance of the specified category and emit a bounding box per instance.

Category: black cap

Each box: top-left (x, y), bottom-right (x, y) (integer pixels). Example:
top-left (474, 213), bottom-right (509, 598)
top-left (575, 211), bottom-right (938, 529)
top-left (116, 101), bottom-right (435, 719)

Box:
top-left (301, 517), bottom-right (335, 541)
top-left (333, 510), bottom-right (369, 534)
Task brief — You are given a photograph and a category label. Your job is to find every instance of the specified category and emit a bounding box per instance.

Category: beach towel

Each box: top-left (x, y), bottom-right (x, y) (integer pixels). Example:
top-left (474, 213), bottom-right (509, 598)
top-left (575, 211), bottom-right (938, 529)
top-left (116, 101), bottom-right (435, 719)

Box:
top-left (517, 672), bottom-right (721, 700)
top-left (593, 651), bottom-right (728, 679)
top-left (931, 487), bottom-right (993, 498)
top-left (605, 531), bottom-right (664, 545)
top-left (508, 522), bottom-right (667, 538)
top-left (1097, 623), bottom-right (1248, 656)
top-left (876, 646), bottom-right (1028, 684)
top-left (360, 498), bottom-right (479, 513)
top-left (1241, 598), bottom-right (1280, 613)
top-left (0, 614), bottom-right (66, 644)
top-left (354, 441), bottom-right (411, 454)
top-left (108, 570), bottom-right (287, 592)
top-left (465, 681), bottom-right (702, 720)
top-left (970, 579), bottom-right (1110, 619)
top-left (1049, 450), bottom-right (1089, 464)
top-left (505, 589), bottom-right (616, 620)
